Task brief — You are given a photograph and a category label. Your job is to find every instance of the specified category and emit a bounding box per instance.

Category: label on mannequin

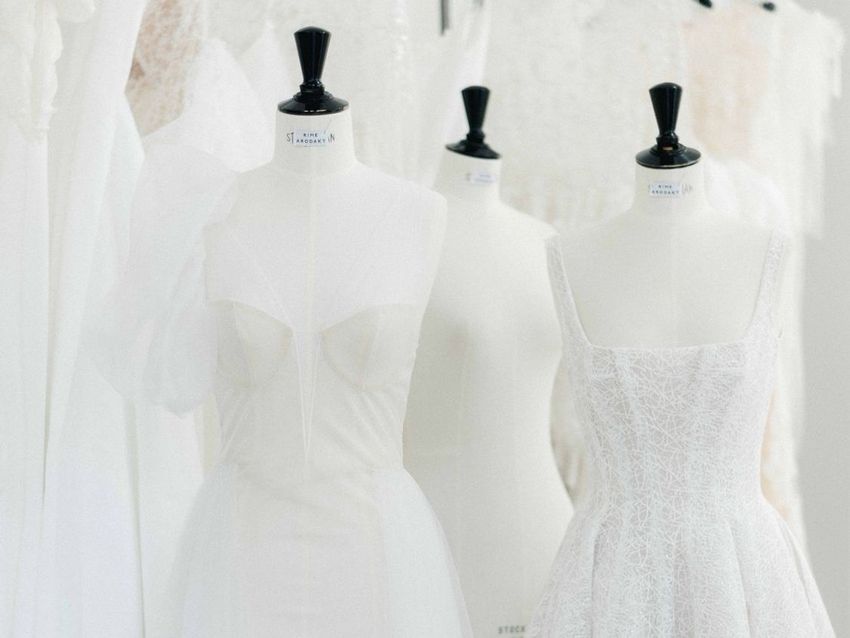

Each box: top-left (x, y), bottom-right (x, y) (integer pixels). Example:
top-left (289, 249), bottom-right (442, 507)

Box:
top-left (496, 624), bottom-right (525, 635)
top-left (286, 129), bottom-right (335, 146)
top-left (648, 181), bottom-right (690, 198)
top-left (465, 169), bottom-right (498, 185)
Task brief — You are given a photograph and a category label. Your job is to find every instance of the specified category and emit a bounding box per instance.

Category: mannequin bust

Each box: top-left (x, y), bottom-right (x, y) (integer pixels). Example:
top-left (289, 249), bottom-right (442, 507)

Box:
top-left (191, 28), bottom-right (475, 636)
top-left (404, 87), bottom-right (572, 638)
top-left (561, 83), bottom-right (788, 348)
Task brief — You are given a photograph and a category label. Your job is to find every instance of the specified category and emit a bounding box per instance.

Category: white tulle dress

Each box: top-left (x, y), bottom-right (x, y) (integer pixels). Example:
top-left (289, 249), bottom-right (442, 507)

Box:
top-left (530, 232), bottom-right (834, 637)
top-left (91, 144), bottom-right (472, 637)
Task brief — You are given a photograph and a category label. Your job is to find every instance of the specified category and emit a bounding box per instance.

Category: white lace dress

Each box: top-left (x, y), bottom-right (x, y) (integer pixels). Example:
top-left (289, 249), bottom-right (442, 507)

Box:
top-left (483, 0), bottom-right (844, 542)
top-left (529, 231), bottom-right (834, 637)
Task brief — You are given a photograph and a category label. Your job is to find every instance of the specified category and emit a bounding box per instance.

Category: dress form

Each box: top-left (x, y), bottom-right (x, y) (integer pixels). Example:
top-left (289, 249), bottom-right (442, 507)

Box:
top-left (527, 84), bottom-right (832, 638)
top-left (100, 28), bottom-right (472, 636)
top-left (561, 84), bottom-right (787, 348)
top-left (405, 87), bottom-right (571, 638)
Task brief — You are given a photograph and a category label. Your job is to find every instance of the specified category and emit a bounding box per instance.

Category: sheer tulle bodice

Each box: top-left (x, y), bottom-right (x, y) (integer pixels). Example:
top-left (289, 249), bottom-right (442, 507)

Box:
top-left (205, 219), bottom-right (423, 483)
top-left (530, 231), bottom-right (834, 637)
top-left (92, 150), bottom-right (472, 637)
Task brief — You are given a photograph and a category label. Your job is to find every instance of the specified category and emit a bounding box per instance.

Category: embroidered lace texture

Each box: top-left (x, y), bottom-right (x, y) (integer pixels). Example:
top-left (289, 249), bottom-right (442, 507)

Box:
top-left (529, 232), bottom-right (834, 637)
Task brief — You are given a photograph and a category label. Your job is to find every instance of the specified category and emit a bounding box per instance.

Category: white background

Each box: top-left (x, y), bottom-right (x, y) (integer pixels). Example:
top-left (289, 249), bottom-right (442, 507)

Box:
top-left (800, 0), bottom-right (850, 634)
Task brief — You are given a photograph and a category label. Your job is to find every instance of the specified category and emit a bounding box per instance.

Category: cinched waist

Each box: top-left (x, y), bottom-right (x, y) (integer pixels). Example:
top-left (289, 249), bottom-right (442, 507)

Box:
top-left (579, 482), bottom-right (764, 514)
top-left (216, 456), bottom-right (406, 491)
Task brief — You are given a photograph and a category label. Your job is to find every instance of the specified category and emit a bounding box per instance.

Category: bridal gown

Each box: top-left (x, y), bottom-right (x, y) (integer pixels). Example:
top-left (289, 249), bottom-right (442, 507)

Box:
top-left (483, 0), bottom-right (844, 543)
top-left (530, 231), bottom-right (834, 637)
top-left (92, 146), bottom-right (472, 637)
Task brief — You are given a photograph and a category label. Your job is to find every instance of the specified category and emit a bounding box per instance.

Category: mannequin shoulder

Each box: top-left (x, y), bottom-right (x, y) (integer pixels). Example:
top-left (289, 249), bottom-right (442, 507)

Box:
top-left (357, 166), bottom-right (446, 216)
top-left (498, 204), bottom-right (559, 242)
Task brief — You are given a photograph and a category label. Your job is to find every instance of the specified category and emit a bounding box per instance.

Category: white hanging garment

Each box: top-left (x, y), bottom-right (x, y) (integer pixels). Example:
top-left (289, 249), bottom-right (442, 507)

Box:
top-left (0, 2), bottom-right (88, 637)
top-left (31, 1), bottom-right (157, 636)
top-left (483, 0), bottom-right (844, 542)
top-left (89, 117), bottom-right (473, 634)
top-left (126, 13), bottom-right (289, 636)
top-left (127, 0), bottom-right (489, 181)
top-left (122, 9), bottom-right (488, 629)
top-left (0, 96), bottom-right (49, 638)
top-left (530, 232), bottom-right (834, 637)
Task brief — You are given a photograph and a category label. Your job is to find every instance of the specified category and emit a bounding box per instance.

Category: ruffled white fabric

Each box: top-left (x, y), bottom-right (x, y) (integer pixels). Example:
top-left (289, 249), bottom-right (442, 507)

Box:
top-left (0, 0), bottom-right (95, 136)
top-left (530, 232), bottom-right (834, 637)
top-left (90, 144), bottom-right (237, 412)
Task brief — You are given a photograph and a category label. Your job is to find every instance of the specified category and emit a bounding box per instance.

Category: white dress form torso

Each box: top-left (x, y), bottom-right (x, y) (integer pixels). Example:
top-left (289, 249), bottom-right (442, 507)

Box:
top-left (529, 159), bottom-right (834, 636)
top-left (560, 161), bottom-right (784, 348)
top-left (144, 108), bottom-right (473, 637)
top-left (404, 149), bottom-right (572, 637)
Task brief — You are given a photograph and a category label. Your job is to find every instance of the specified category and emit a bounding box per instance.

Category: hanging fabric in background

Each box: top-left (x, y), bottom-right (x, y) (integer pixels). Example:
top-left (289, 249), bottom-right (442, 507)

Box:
top-left (0, 2), bottom-right (91, 637)
top-left (127, 0), bottom-right (488, 183)
top-left (37, 1), bottom-right (156, 637)
top-left (482, 0), bottom-right (843, 546)
top-left (121, 2), bottom-right (487, 634)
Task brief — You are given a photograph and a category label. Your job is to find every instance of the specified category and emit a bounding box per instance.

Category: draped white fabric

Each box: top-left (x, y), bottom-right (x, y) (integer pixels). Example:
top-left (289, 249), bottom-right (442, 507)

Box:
top-left (0, 2), bottom-right (79, 634)
top-left (36, 1), bottom-right (148, 636)
top-left (127, 0), bottom-right (489, 181)
top-left (0, 109), bottom-right (49, 638)
top-left (0, 2), bottom-right (843, 635)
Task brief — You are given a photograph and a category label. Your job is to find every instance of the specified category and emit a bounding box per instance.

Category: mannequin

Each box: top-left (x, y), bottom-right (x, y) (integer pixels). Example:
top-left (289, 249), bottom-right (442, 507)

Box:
top-left (405, 87), bottom-right (572, 638)
top-left (527, 83), bottom-right (834, 638)
top-left (95, 27), bottom-right (474, 637)
top-left (560, 83), bottom-right (787, 348)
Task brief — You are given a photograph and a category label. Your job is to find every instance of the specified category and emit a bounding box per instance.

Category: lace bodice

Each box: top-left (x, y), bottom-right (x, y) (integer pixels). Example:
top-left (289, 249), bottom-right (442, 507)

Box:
top-left (529, 231), bottom-right (834, 636)
top-left (547, 230), bottom-right (783, 517)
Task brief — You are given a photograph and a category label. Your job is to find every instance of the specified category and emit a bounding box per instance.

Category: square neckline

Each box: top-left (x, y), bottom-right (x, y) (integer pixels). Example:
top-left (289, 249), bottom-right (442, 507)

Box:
top-left (549, 228), bottom-right (784, 354)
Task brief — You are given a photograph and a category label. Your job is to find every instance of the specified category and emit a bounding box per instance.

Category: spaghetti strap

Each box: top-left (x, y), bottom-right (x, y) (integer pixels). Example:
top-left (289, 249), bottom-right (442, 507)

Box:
top-left (749, 228), bottom-right (788, 334)
top-left (544, 234), bottom-right (590, 351)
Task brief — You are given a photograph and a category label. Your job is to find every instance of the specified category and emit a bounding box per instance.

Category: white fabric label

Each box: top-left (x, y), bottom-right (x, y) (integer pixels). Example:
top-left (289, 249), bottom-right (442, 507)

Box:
top-left (465, 170), bottom-right (498, 185)
top-left (648, 181), bottom-right (684, 198)
top-left (288, 129), bottom-right (335, 146)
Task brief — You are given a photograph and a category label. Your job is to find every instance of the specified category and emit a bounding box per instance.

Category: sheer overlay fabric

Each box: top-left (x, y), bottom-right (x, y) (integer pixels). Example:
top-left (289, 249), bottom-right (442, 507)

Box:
top-left (91, 143), bottom-right (472, 637)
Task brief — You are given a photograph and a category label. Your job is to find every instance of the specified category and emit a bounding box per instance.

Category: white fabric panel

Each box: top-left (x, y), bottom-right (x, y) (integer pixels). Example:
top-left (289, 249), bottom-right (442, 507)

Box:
top-left (0, 120), bottom-right (49, 638)
top-left (483, 0), bottom-right (844, 546)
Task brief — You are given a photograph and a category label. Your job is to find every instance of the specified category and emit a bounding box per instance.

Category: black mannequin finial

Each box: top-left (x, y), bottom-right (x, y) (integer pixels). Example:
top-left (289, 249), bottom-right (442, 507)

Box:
top-left (278, 26), bottom-right (349, 115)
top-left (636, 82), bottom-right (701, 169)
top-left (446, 86), bottom-right (500, 159)
top-left (695, 0), bottom-right (776, 11)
